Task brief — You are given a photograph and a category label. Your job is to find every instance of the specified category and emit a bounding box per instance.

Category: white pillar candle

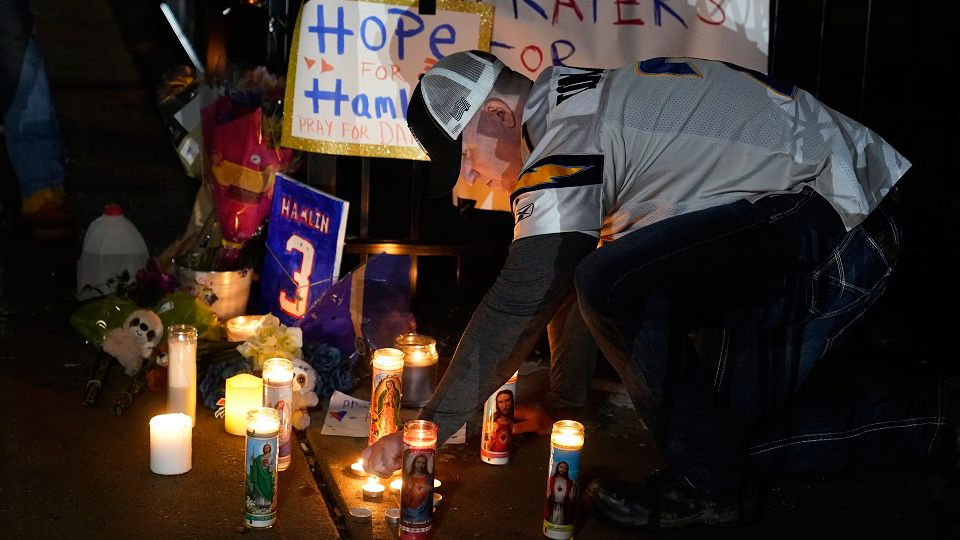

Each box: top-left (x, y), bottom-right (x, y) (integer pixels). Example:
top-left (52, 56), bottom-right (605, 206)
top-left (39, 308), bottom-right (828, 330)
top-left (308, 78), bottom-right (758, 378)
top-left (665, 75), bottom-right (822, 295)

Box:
top-left (225, 373), bottom-right (263, 436)
top-left (149, 413), bottom-right (192, 475)
top-left (225, 315), bottom-right (264, 342)
top-left (167, 324), bottom-right (198, 426)
top-left (262, 358), bottom-right (294, 471)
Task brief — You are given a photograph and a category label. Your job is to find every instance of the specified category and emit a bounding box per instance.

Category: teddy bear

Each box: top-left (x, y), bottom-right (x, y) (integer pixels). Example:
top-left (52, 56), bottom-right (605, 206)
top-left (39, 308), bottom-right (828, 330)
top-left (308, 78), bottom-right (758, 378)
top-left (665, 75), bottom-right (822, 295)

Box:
top-left (102, 309), bottom-right (164, 376)
top-left (291, 358), bottom-right (319, 430)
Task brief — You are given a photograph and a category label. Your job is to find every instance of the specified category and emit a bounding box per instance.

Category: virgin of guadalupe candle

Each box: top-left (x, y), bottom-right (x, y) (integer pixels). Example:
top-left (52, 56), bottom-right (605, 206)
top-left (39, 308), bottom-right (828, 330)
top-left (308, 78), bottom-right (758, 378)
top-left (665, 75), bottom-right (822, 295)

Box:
top-left (244, 407), bottom-right (280, 529)
top-left (394, 333), bottom-right (439, 408)
top-left (369, 348), bottom-right (404, 445)
top-left (262, 358), bottom-right (294, 471)
top-left (481, 371), bottom-right (518, 465)
top-left (400, 420), bottom-right (437, 536)
top-left (543, 420), bottom-right (584, 540)
top-left (167, 324), bottom-right (198, 426)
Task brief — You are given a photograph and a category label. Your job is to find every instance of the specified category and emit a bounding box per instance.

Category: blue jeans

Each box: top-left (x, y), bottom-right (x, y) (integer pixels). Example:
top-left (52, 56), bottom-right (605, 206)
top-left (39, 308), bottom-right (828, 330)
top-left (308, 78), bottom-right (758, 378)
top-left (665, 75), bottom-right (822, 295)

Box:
top-left (575, 187), bottom-right (944, 494)
top-left (3, 35), bottom-right (64, 199)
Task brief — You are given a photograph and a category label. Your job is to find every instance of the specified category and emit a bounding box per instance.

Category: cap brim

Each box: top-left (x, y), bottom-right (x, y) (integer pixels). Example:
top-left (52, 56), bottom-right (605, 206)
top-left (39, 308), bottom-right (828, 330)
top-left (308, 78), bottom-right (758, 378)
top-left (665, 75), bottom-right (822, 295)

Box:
top-left (407, 84), bottom-right (462, 197)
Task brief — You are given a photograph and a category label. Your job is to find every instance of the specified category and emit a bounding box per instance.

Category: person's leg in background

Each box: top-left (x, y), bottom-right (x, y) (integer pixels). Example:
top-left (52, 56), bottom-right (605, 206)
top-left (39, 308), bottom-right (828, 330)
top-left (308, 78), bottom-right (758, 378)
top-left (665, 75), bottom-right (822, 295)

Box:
top-left (1, 0), bottom-right (72, 240)
top-left (545, 291), bottom-right (599, 415)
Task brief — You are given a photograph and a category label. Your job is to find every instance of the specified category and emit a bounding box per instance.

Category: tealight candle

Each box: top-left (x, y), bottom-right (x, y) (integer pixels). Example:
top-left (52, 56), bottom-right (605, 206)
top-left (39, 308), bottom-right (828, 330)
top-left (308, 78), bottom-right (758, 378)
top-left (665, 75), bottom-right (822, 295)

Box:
top-left (394, 333), bottom-right (439, 407)
top-left (224, 373), bottom-right (262, 436)
top-left (350, 459), bottom-right (368, 478)
top-left (400, 420), bottom-right (437, 535)
top-left (244, 407), bottom-right (280, 528)
top-left (149, 413), bottom-right (192, 475)
top-left (262, 358), bottom-right (294, 471)
top-left (369, 348), bottom-right (404, 444)
top-left (362, 477), bottom-right (385, 501)
top-left (543, 420), bottom-right (585, 540)
top-left (225, 315), bottom-right (264, 342)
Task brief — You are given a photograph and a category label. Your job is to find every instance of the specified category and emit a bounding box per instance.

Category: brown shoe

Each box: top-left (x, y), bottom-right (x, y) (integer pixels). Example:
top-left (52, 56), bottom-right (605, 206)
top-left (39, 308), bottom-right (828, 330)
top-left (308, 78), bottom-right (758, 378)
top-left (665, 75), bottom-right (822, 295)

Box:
top-left (21, 188), bottom-right (75, 241)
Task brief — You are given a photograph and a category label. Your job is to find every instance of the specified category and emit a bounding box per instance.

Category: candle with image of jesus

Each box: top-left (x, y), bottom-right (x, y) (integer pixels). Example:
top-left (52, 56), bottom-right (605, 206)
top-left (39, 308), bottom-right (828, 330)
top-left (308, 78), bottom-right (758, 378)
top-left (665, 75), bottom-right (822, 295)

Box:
top-left (400, 420), bottom-right (437, 536)
top-left (481, 371), bottom-right (518, 465)
top-left (369, 348), bottom-right (404, 445)
top-left (543, 420), bottom-right (584, 539)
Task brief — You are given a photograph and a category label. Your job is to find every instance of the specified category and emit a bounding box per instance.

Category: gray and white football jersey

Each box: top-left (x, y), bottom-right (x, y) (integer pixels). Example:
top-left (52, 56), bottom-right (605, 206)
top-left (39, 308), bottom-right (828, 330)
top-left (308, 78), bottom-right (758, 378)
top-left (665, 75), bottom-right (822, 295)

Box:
top-left (512, 57), bottom-right (912, 242)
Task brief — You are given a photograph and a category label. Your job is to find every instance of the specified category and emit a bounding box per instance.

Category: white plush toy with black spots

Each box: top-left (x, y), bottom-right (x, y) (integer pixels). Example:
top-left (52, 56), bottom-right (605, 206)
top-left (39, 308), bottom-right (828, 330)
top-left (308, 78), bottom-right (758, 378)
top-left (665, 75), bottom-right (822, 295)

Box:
top-left (102, 309), bottom-right (164, 376)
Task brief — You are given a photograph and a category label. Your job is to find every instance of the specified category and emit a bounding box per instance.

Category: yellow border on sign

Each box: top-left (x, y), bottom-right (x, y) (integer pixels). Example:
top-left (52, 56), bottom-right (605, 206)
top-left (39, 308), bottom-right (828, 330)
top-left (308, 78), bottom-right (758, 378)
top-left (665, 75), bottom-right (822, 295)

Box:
top-left (281, 0), bottom-right (495, 159)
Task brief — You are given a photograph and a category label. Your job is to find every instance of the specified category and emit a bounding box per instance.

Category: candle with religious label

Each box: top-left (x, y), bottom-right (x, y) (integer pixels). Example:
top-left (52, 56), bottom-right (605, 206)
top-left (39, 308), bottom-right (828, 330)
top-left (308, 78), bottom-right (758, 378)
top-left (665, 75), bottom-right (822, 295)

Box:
top-left (400, 420), bottom-right (437, 536)
top-left (225, 315), bottom-right (264, 342)
top-left (394, 333), bottom-right (439, 408)
top-left (167, 324), bottom-right (197, 426)
top-left (481, 371), bottom-right (519, 465)
top-left (225, 373), bottom-right (263, 435)
top-left (149, 413), bottom-right (192, 475)
top-left (244, 407), bottom-right (280, 528)
top-left (543, 420), bottom-right (585, 540)
top-left (369, 348), bottom-right (404, 444)
top-left (262, 358), bottom-right (294, 471)
top-left (389, 478), bottom-right (440, 495)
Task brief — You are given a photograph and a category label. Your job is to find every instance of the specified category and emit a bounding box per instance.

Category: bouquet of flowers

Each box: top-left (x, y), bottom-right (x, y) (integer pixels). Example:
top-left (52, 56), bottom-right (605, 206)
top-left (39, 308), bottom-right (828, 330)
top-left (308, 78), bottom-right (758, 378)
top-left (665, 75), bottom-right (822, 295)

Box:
top-left (236, 314), bottom-right (303, 371)
top-left (200, 66), bottom-right (299, 269)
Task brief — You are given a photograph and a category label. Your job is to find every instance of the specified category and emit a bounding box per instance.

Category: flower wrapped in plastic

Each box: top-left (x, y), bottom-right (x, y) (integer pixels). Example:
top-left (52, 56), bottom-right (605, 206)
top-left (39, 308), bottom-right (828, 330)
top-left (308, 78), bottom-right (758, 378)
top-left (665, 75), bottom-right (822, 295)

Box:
top-left (200, 67), bottom-right (298, 269)
top-left (236, 314), bottom-right (303, 371)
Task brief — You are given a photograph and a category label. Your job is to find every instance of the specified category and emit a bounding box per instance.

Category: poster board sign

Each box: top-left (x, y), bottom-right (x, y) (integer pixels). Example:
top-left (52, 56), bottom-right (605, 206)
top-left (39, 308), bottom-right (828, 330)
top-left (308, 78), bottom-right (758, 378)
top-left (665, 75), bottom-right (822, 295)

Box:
top-left (452, 0), bottom-right (770, 211)
top-left (260, 174), bottom-right (349, 326)
top-left (282, 0), bottom-right (494, 158)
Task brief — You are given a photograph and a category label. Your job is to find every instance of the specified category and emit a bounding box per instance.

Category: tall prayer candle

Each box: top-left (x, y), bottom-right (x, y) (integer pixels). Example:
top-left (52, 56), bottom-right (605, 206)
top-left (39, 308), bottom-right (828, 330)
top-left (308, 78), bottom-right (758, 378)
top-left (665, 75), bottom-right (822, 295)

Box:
top-left (262, 358), bottom-right (294, 471)
top-left (244, 407), bottom-right (280, 528)
top-left (225, 315), bottom-right (264, 342)
top-left (225, 373), bottom-right (263, 436)
top-left (481, 371), bottom-right (519, 465)
top-left (369, 348), bottom-right (404, 445)
top-left (400, 420), bottom-right (437, 536)
top-left (167, 324), bottom-right (197, 426)
top-left (149, 413), bottom-right (192, 475)
top-left (394, 333), bottom-right (439, 408)
top-left (543, 420), bottom-right (585, 539)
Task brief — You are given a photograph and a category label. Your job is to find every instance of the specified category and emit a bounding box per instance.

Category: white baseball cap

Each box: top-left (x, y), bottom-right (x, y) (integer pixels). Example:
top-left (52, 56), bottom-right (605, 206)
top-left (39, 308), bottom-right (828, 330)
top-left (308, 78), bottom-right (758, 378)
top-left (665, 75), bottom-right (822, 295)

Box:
top-left (406, 50), bottom-right (504, 196)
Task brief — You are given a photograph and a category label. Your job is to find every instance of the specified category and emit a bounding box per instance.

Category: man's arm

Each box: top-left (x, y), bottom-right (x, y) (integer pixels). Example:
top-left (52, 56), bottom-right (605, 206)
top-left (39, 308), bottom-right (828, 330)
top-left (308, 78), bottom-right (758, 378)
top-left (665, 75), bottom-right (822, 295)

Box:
top-left (418, 231), bottom-right (597, 444)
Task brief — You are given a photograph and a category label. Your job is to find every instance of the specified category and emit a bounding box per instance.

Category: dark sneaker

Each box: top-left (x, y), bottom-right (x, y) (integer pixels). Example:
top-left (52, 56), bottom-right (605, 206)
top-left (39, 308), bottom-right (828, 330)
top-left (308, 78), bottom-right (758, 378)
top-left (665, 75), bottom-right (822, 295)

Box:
top-left (583, 470), bottom-right (761, 530)
top-left (21, 187), bottom-right (74, 241)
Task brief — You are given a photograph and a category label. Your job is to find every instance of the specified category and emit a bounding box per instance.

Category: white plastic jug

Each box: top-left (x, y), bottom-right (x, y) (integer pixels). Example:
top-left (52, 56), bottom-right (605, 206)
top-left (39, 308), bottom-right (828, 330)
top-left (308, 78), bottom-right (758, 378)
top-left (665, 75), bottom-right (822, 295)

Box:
top-left (77, 204), bottom-right (150, 299)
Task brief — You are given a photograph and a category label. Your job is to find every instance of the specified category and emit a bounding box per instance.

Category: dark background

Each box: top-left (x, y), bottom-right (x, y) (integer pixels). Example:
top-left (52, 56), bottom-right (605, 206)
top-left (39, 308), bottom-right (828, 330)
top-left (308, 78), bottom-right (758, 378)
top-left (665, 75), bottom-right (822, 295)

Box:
top-left (18, 0), bottom-right (959, 363)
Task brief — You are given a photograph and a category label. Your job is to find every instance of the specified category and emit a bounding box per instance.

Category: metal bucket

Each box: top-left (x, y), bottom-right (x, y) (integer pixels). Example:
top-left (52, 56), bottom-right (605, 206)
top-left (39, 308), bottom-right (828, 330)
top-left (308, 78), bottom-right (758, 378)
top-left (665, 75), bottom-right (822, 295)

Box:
top-left (174, 258), bottom-right (253, 321)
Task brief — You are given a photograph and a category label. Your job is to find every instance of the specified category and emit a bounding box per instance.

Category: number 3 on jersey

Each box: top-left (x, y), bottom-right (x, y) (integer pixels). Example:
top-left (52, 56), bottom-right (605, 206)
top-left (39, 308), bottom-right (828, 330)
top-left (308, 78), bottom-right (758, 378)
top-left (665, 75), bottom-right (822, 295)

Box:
top-left (279, 234), bottom-right (314, 318)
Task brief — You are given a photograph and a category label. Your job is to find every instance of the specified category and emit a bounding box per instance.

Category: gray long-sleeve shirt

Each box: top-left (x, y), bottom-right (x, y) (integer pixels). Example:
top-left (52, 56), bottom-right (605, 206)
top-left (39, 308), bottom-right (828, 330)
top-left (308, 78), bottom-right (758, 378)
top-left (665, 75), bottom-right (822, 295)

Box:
top-left (417, 231), bottom-right (597, 444)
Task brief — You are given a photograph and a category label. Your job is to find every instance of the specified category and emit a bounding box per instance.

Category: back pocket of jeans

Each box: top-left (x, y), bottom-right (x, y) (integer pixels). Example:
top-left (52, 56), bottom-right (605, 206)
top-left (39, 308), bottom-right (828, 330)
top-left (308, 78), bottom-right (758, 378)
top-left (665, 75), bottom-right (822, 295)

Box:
top-left (808, 228), bottom-right (892, 318)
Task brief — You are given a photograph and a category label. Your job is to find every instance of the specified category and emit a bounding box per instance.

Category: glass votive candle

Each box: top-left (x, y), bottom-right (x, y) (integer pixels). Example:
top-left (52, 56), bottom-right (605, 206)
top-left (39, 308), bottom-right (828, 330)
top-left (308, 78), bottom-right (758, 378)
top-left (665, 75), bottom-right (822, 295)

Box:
top-left (394, 333), bottom-right (438, 408)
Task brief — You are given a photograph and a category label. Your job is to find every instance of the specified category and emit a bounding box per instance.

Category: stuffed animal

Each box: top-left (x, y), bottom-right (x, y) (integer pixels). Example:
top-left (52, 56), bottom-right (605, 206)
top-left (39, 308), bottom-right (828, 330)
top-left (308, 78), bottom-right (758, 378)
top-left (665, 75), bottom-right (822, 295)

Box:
top-left (291, 358), bottom-right (319, 430)
top-left (102, 309), bottom-right (164, 376)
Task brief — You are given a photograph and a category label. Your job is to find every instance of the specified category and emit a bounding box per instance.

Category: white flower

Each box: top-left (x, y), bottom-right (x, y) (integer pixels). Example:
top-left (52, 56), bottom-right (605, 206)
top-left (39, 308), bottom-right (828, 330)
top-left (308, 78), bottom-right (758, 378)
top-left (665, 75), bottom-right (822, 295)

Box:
top-left (278, 327), bottom-right (302, 354)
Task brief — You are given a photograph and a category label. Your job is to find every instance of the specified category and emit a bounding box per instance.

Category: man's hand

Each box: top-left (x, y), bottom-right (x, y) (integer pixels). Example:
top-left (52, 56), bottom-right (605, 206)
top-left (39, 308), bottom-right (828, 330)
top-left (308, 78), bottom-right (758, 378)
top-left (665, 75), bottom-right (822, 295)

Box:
top-left (361, 431), bottom-right (404, 477)
top-left (512, 403), bottom-right (555, 435)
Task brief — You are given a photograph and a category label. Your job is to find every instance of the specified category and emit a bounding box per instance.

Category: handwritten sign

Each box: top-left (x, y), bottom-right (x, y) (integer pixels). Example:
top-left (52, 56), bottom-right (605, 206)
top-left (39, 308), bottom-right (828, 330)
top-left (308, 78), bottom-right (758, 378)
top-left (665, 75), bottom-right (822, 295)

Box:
top-left (282, 0), bottom-right (494, 157)
top-left (451, 0), bottom-right (769, 210)
top-left (260, 174), bottom-right (349, 326)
